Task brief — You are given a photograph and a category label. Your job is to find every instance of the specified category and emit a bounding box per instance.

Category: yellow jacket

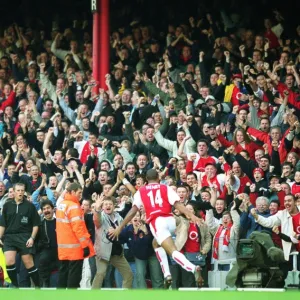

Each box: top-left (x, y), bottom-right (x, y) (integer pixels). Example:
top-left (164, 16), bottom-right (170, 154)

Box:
top-left (0, 249), bottom-right (11, 283)
top-left (224, 84), bottom-right (235, 103)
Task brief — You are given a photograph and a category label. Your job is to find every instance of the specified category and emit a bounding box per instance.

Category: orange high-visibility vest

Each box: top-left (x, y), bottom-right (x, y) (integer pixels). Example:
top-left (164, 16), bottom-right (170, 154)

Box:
top-left (56, 193), bottom-right (95, 260)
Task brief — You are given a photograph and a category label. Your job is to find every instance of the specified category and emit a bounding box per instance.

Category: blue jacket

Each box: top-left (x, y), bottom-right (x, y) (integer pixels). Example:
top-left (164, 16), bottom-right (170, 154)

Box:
top-left (240, 205), bottom-right (272, 238)
top-left (32, 188), bottom-right (56, 211)
top-left (119, 224), bottom-right (155, 260)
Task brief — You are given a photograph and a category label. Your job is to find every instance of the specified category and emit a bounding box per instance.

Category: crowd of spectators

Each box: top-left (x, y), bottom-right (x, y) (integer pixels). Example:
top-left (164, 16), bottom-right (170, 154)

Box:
top-left (0, 0), bottom-right (300, 289)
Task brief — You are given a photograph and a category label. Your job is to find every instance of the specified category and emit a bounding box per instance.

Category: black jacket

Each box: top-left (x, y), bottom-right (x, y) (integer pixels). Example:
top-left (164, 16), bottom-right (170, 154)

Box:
top-left (37, 218), bottom-right (57, 251)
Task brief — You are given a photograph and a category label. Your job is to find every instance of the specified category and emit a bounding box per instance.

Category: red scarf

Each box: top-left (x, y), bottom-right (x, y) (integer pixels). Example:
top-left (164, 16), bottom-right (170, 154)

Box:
top-left (213, 223), bottom-right (232, 259)
top-left (80, 142), bottom-right (98, 164)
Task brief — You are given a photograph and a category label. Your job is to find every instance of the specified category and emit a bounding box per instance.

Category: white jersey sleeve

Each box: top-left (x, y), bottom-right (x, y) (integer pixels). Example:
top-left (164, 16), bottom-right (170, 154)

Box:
top-left (132, 191), bottom-right (143, 209)
top-left (166, 186), bottom-right (180, 205)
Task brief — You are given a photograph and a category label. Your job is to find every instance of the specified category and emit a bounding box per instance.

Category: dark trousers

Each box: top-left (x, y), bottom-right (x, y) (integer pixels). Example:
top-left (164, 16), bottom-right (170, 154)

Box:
top-left (39, 248), bottom-right (59, 287)
top-left (170, 264), bottom-right (196, 289)
top-left (58, 260), bottom-right (83, 289)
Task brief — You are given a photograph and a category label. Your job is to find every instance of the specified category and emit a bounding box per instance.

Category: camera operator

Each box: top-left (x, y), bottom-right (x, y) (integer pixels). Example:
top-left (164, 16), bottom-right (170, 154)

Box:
top-left (251, 194), bottom-right (300, 277)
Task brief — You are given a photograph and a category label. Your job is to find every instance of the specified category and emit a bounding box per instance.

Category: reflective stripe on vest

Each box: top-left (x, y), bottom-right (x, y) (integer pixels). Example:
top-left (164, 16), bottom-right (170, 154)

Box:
top-left (67, 205), bottom-right (80, 214)
top-left (58, 243), bottom-right (81, 249)
top-left (56, 218), bottom-right (70, 223)
top-left (79, 237), bottom-right (87, 242)
top-left (70, 216), bottom-right (84, 222)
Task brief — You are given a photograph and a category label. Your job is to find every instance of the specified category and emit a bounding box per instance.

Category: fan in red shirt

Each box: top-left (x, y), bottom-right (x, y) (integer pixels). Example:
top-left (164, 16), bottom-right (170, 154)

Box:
top-left (186, 140), bottom-right (217, 173)
top-left (290, 171), bottom-right (300, 198)
top-left (0, 84), bottom-right (16, 112)
top-left (291, 212), bottom-right (300, 252)
top-left (184, 222), bottom-right (200, 253)
top-left (108, 169), bottom-right (203, 288)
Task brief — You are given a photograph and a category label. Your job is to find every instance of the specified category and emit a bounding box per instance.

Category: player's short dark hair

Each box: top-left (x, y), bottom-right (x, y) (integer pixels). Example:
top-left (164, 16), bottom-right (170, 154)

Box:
top-left (146, 169), bottom-right (159, 181)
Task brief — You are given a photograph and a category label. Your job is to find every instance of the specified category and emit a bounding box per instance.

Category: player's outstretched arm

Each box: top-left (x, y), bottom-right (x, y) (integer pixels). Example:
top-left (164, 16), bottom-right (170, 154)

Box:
top-left (108, 205), bottom-right (139, 240)
top-left (174, 201), bottom-right (202, 225)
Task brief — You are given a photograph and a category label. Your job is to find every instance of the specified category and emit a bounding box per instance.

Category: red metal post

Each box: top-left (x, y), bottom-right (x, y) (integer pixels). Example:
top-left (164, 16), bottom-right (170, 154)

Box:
top-left (99, 0), bottom-right (110, 88)
top-left (92, 7), bottom-right (100, 83)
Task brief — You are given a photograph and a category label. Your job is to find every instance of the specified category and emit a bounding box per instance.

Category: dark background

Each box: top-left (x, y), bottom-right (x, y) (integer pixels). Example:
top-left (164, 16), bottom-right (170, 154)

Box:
top-left (0, 0), bottom-right (298, 35)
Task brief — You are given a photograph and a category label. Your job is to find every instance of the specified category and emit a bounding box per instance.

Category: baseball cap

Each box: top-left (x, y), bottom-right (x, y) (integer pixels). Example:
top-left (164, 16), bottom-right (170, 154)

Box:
top-left (253, 168), bottom-right (264, 177)
top-left (207, 123), bottom-right (217, 128)
top-left (194, 99), bottom-right (204, 107)
top-left (232, 73), bottom-right (242, 80)
top-left (205, 95), bottom-right (216, 102)
top-left (269, 174), bottom-right (280, 180)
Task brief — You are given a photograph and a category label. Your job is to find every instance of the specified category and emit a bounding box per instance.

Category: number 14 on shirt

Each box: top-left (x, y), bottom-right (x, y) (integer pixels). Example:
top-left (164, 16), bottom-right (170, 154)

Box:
top-left (147, 190), bottom-right (163, 207)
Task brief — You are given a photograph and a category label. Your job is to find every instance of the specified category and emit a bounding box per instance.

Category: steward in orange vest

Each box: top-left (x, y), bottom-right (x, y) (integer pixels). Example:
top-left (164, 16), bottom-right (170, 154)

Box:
top-left (56, 183), bottom-right (95, 288)
top-left (56, 185), bottom-right (95, 260)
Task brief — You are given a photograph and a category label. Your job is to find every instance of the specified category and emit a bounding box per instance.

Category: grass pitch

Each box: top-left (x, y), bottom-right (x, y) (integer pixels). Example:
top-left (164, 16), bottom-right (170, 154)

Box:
top-left (0, 290), bottom-right (298, 300)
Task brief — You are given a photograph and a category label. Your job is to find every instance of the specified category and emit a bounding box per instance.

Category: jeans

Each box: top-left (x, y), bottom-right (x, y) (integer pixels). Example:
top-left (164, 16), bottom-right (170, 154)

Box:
top-left (114, 261), bottom-right (137, 289)
top-left (134, 255), bottom-right (164, 289)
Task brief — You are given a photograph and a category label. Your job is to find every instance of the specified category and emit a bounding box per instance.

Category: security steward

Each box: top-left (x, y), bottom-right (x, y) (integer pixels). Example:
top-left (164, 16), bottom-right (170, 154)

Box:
top-left (0, 183), bottom-right (40, 288)
top-left (56, 183), bottom-right (95, 288)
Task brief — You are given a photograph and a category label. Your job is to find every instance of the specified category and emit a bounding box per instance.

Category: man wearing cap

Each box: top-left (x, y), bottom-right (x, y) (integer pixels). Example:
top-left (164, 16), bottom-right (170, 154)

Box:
top-left (232, 144), bottom-right (271, 182)
top-left (200, 162), bottom-right (240, 197)
top-left (252, 167), bottom-right (268, 191)
top-left (200, 95), bottom-right (218, 124)
top-left (240, 196), bottom-right (271, 238)
top-left (259, 174), bottom-right (286, 210)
